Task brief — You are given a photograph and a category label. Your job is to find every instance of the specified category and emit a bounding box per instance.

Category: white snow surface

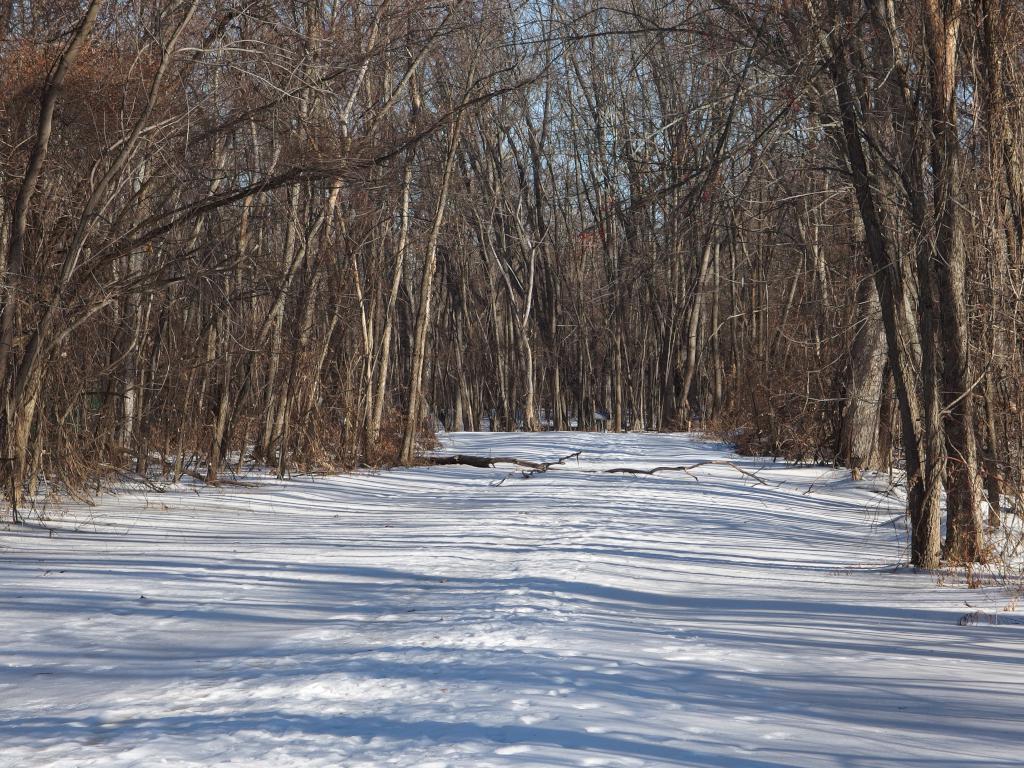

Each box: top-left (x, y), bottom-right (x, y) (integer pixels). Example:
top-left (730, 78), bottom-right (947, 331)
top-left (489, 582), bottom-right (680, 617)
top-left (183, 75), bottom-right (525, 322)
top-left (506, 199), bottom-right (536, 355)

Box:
top-left (2, 432), bottom-right (1022, 768)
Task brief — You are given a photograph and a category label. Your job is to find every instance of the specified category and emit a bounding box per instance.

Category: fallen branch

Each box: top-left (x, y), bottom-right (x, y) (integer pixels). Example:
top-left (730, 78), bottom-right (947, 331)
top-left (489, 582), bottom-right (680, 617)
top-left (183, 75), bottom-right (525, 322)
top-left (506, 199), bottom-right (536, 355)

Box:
top-left (428, 450), bottom-right (582, 476)
top-left (519, 449), bottom-right (582, 478)
top-left (427, 451), bottom-right (774, 489)
top-left (427, 454), bottom-right (546, 470)
top-left (604, 459), bottom-right (769, 486)
top-left (606, 464), bottom-right (700, 480)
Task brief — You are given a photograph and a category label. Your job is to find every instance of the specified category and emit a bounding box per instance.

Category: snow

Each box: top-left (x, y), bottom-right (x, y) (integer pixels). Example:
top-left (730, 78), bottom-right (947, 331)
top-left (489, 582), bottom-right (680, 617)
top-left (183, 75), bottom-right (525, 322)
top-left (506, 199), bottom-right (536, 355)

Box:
top-left (1, 432), bottom-right (1022, 768)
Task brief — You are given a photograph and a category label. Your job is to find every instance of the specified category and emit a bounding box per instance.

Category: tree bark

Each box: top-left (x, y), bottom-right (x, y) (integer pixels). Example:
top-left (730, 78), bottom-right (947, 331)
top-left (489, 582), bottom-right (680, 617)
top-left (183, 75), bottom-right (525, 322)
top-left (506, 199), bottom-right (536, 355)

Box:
top-left (839, 279), bottom-right (888, 473)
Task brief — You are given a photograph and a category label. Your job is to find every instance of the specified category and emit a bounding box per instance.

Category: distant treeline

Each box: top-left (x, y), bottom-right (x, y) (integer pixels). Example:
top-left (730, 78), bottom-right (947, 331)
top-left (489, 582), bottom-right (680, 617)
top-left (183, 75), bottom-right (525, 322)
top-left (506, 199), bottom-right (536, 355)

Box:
top-left (2, 1), bottom-right (1023, 566)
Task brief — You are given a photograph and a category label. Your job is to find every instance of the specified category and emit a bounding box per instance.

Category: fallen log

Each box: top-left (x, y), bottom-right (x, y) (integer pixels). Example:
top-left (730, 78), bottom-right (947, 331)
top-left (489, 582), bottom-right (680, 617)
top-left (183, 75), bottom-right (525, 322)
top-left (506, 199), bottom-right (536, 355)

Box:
top-left (426, 454), bottom-right (546, 470)
top-left (427, 450), bottom-right (581, 474)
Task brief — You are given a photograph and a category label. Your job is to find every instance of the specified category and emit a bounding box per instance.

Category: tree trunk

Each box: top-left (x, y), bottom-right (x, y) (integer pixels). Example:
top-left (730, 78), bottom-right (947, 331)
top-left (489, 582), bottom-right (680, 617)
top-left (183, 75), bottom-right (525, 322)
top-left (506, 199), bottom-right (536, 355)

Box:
top-left (827, 42), bottom-right (940, 567)
top-left (839, 279), bottom-right (888, 473)
top-left (922, 0), bottom-right (985, 562)
top-left (401, 113), bottom-right (464, 463)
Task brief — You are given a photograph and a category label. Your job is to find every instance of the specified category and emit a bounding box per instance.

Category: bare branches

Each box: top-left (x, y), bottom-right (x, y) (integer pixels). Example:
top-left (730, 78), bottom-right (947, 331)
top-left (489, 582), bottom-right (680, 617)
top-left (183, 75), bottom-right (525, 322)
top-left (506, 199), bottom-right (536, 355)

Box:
top-left (2, 0), bottom-right (1024, 563)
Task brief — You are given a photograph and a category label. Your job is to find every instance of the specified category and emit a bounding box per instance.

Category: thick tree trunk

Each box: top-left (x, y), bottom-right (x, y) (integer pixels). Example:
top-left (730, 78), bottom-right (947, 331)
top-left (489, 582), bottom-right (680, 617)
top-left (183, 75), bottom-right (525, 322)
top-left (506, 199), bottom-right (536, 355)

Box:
top-left (839, 279), bottom-right (888, 473)
top-left (923, 0), bottom-right (985, 562)
top-left (828, 45), bottom-right (941, 567)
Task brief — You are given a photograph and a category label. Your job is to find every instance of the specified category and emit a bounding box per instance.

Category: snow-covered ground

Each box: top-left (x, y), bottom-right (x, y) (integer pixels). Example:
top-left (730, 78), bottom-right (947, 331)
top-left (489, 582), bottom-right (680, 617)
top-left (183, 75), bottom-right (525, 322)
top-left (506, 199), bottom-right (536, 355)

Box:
top-left (2, 432), bottom-right (1022, 768)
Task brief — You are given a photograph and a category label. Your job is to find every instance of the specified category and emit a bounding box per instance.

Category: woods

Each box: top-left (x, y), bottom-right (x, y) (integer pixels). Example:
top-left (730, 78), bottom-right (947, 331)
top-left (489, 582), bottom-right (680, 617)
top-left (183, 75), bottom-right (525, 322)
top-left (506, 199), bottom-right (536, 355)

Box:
top-left (2, 0), bottom-right (1024, 568)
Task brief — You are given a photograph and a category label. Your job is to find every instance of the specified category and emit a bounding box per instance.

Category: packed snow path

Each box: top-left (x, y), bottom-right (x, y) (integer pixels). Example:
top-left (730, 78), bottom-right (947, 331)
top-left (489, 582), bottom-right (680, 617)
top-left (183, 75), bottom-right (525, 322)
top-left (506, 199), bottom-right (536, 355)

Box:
top-left (2, 433), bottom-right (1023, 768)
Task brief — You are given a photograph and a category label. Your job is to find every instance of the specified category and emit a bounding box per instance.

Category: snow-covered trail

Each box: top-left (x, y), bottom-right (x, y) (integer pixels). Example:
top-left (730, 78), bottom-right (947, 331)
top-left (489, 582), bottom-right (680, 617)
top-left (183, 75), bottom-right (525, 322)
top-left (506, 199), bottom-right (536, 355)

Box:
top-left (2, 433), bottom-right (1022, 768)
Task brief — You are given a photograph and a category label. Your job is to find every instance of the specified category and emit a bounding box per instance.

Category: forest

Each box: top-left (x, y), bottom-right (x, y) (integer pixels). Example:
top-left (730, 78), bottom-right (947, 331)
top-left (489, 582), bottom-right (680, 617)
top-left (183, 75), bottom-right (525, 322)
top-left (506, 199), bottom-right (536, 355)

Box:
top-left (2, 0), bottom-right (1023, 572)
